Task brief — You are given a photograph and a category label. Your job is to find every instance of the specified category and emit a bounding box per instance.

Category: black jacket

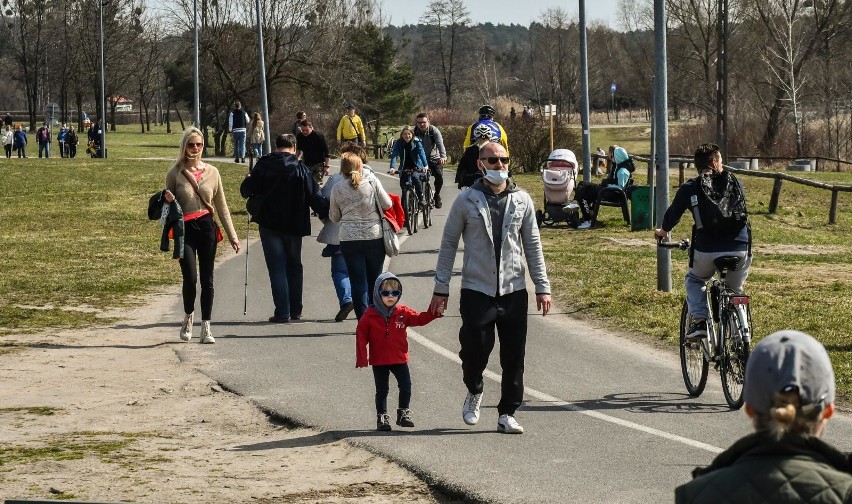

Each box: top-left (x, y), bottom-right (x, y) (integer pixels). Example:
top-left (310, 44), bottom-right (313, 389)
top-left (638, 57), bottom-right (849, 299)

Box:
top-left (148, 190), bottom-right (185, 259)
top-left (455, 144), bottom-right (483, 188)
top-left (239, 151), bottom-right (329, 236)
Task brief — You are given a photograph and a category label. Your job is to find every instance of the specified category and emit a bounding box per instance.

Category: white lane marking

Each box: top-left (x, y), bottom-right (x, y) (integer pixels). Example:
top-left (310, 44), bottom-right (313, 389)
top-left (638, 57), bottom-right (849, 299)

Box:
top-left (408, 329), bottom-right (724, 454)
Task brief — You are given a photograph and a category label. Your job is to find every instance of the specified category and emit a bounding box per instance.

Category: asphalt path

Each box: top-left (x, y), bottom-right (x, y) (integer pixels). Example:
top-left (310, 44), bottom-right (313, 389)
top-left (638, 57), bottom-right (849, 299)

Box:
top-left (171, 159), bottom-right (852, 503)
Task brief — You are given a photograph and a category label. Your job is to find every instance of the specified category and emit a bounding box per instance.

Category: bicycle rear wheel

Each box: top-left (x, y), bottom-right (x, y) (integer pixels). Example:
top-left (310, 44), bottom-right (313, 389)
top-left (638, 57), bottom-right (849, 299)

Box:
top-left (680, 301), bottom-right (708, 397)
top-left (720, 307), bottom-right (750, 410)
top-left (404, 188), bottom-right (417, 235)
top-left (422, 181), bottom-right (432, 228)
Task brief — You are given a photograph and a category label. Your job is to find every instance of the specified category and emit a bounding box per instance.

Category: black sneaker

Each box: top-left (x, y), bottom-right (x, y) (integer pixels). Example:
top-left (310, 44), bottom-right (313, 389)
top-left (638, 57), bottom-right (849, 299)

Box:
top-left (434, 195), bottom-right (442, 209)
top-left (377, 413), bottom-right (392, 431)
top-left (396, 408), bottom-right (414, 428)
top-left (335, 302), bottom-right (354, 322)
top-left (686, 319), bottom-right (708, 340)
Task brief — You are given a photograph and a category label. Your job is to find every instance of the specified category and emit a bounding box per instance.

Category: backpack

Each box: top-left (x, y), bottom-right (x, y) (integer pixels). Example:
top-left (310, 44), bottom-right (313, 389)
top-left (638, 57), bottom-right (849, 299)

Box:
top-left (693, 171), bottom-right (748, 239)
top-left (38, 128), bottom-right (48, 143)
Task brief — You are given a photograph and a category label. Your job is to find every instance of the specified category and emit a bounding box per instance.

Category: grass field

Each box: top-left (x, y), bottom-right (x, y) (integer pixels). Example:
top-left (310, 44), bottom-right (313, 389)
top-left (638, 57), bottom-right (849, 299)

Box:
top-left (1, 124), bottom-right (851, 401)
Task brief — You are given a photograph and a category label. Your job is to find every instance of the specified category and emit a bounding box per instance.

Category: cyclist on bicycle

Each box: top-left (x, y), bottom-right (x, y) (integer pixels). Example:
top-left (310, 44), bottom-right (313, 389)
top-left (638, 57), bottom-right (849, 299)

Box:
top-left (388, 125), bottom-right (428, 207)
top-left (456, 124), bottom-right (495, 189)
top-left (654, 143), bottom-right (752, 341)
top-left (463, 105), bottom-right (509, 155)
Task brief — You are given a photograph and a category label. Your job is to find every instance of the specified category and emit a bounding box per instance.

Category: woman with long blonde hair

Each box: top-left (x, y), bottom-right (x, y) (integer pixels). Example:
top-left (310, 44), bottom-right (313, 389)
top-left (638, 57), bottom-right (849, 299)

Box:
top-left (249, 112), bottom-right (265, 158)
top-left (163, 127), bottom-right (240, 344)
top-left (329, 152), bottom-right (391, 319)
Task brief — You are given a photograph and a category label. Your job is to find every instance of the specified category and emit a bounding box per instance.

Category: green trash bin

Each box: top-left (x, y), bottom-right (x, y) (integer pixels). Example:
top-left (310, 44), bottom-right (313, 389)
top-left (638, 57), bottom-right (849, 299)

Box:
top-left (630, 185), bottom-right (653, 231)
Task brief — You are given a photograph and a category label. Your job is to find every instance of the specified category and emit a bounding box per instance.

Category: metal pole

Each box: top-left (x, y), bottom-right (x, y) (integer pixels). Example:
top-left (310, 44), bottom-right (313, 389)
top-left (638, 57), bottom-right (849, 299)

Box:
top-left (654, 0), bottom-right (671, 292)
top-left (255, 0), bottom-right (271, 154)
top-left (649, 75), bottom-right (656, 222)
top-left (715, 0), bottom-right (729, 162)
top-left (98, 0), bottom-right (107, 158)
top-left (193, 0), bottom-right (200, 127)
top-left (579, 0), bottom-right (592, 183)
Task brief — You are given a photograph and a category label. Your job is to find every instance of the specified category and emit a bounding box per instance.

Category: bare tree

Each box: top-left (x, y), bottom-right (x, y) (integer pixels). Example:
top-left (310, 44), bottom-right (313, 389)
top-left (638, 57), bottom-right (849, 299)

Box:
top-left (419, 0), bottom-right (472, 108)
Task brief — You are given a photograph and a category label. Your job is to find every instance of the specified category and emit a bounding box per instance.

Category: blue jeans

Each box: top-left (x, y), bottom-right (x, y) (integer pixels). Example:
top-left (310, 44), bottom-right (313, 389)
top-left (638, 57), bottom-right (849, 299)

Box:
top-left (252, 142), bottom-right (262, 158)
top-left (330, 251), bottom-right (352, 306)
top-left (39, 143), bottom-right (50, 158)
top-left (259, 226), bottom-right (303, 319)
top-left (686, 250), bottom-right (751, 320)
top-left (340, 238), bottom-right (385, 319)
top-left (232, 130), bottom-right (246, 160)
top-left (399, 170), bottom-right (423, 199)
top-left (373, 363), bottom-right (411, 414)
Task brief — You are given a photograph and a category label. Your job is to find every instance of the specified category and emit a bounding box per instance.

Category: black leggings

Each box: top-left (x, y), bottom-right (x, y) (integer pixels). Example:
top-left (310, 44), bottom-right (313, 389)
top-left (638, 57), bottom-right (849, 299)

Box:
top-left (179, 214), bottom-right (217, 320)
top-left (429, 160), bottom-right (444, 197)
top-left (372, 363), bottom-right (411, 414)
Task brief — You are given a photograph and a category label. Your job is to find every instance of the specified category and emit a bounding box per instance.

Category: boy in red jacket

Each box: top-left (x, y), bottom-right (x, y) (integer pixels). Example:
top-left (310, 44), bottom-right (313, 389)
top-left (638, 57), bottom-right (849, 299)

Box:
top-left (356, 272), bottom-right (442, 431)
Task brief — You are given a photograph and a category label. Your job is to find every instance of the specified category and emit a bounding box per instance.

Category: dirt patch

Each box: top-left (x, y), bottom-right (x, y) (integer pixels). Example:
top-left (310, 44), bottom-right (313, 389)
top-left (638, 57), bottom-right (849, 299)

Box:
top-left (0, 292), bottom-right (443, 503)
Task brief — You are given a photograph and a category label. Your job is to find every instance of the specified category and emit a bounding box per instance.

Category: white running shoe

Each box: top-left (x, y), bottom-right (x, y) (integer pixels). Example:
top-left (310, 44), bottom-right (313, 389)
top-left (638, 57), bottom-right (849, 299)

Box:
top-left (200, 320), bottom-right (215, 344)
top-left (577, 221), bottom-right (592, 230)
top-left (497, 414), bottom-right (524, 434)
top-left (463, 392), bottom-right (483, 425)
top-left (179, 313), bottom-right (194, 341)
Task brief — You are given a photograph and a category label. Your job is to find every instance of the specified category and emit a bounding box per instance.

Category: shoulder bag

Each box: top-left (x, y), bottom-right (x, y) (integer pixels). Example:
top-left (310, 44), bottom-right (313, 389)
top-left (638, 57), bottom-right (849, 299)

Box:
top-left (369, 178), bottom-right (399, 257)
top-left (181, 169), bottom-right (224, 243)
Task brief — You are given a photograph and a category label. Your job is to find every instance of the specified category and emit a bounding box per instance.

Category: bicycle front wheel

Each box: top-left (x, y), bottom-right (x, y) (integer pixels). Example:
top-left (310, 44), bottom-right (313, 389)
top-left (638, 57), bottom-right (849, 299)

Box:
top-left (422, 181), bottom-right (432, 228)
top-left (720, 307), bottom-right (750, 410)
top-left (680, 301), bottom-right (708, 397)
top-left (404, 189), bottom-right (417, 235)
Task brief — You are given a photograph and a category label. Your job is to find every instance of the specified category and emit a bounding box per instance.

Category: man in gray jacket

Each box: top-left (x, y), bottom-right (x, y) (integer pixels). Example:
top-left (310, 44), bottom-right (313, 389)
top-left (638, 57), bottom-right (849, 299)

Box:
top-left (413, 112), bottom-right (447, 208)
top-left (429, 141), bottom-right (551, 435)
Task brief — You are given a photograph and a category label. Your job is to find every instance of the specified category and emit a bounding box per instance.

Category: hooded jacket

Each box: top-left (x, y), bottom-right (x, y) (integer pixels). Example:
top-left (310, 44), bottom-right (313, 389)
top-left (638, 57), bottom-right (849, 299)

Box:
top-left (356, 272), bottom-right (438, 368)
top-left (389, 136), bottom-right (428, 171)
top-left (434, 179), bottom-right (550, 298)
top-left (148, 190), bottom-right (185, 259)
top-left (675, 430), bottom-right (852, 503)
top-left (239, 151), bottom-right (329, 236)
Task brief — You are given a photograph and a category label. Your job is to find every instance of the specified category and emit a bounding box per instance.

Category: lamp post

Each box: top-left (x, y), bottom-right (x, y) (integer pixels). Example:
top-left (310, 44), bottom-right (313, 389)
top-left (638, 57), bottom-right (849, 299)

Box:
top-left (99, 0), bottom-right (108, 158)
top-left (193, 0), bottom-right (200, 127)
top-left (255, 0), bottom-right (270, 154)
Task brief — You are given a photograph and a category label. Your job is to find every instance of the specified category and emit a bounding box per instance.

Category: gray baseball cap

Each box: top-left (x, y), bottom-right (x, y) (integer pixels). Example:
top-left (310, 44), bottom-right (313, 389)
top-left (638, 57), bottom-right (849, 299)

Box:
top-left (744, 330), bottom-right (835, 416)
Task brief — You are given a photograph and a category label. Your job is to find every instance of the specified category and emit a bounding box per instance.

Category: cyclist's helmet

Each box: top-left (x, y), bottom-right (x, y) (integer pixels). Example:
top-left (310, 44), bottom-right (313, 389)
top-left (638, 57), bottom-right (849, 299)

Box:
top-left (473, 124), bottom-right (493, 140)
top-left (478, 105), bottom-right (496, 118)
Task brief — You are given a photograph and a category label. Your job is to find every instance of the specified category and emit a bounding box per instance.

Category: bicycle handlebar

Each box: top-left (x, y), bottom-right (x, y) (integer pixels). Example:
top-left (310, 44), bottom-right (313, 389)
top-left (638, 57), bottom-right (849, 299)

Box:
top-left (657, 237), bottom-right (691, 250)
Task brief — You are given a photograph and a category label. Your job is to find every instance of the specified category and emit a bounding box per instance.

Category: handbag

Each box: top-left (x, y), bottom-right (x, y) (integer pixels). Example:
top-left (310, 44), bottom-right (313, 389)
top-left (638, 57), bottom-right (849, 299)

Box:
top-left (369, 179), bottom-right (399, 257)
top-left (181, 169), bottom-right (224, 243)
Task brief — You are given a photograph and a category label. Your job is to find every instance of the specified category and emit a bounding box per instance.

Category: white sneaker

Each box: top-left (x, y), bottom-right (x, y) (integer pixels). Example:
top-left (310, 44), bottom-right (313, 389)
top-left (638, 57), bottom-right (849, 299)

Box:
top-left (577, 221), bottom-right (592, 230)
top-left (179, 313), bottom-right (193, 341)
top-left (497, 414), bottom-right (524, 434)
top-left (462, 392), bottom-right (483, 425)
top-left (200, 321), bottom-right (215, 344)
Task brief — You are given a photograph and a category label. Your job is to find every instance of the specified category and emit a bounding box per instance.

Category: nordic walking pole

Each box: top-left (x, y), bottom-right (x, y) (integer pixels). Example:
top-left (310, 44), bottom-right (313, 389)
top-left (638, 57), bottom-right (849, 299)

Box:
top-left (244, 149), bottom-right (254, 316)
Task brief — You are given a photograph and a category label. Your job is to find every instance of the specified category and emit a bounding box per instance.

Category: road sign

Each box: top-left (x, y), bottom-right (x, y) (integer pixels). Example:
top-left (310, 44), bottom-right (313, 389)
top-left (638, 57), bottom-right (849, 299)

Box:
top-left (45, 102), bottom-right (60, 124)
top-left (610, 82), bottom-right (617, 94)
top-left (543, 104), bottom-right (557, 117)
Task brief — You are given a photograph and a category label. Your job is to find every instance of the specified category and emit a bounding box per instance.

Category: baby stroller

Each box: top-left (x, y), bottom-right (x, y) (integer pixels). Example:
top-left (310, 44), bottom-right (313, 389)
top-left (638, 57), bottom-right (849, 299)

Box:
top-left (535, 149), bottom-right (580, 228)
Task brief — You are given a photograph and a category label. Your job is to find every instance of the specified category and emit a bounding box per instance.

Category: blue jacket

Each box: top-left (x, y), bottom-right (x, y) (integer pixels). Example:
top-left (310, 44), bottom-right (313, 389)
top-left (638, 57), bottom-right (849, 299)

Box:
top-left (389, 137), bottom-right (428, 171)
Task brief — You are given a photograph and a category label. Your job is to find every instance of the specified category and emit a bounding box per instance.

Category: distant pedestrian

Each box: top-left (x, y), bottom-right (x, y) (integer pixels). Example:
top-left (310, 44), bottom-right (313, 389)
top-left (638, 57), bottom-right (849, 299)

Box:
top-left (3, 126), bottom-right (12, 158)
top-left (248, 112), bottom-right (265, 158)
top-left (292, 111), bottom-right (306, 138)
top-left (296, 120), bottom-right (330, 187)
top-left (36, 123), bottom-right (51, 158)
top-left (356, 272), bottom-right (441, 431)
top-left (13, 125), bottom-right (27, 158)
top-left (675, 330), bottom-right (852, 503)
top-left (336, 104), bottom-right (366, 147)
top-left (595, 147), bottom-right (606, 176)
top-left (57, 123), bottom-right (68, 158)
top-left (163, 127), bottom-right (241, 344)
top-left (4, 112), bottom-right (12, 127)
top-left (66, 126), bottom-right (78, 158)
top-left (430, 141), bottom-right (551, 435)
top-left (228, 100), bottom-right (249, 163)
top-left (510, 107), bottom-right (517, 120)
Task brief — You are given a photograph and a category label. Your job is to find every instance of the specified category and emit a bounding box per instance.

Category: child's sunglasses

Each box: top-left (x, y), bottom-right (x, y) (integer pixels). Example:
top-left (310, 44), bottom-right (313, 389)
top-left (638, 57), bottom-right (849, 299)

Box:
top-left (379, 290), bottom-right (401, 297)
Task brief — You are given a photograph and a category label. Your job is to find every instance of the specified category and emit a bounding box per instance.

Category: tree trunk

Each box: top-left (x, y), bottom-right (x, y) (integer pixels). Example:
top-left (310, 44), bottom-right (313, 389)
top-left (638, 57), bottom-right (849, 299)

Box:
top-left (760, 91), bottom-right (786, 153)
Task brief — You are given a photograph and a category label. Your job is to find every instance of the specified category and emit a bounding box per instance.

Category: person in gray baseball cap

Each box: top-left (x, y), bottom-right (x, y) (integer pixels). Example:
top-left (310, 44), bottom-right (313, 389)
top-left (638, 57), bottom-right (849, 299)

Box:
top-left (676, 330), bottom-right (852, 503)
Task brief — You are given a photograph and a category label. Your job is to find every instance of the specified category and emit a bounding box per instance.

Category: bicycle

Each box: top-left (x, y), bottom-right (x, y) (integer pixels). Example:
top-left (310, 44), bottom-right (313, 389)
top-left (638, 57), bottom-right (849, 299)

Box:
top-left (658, 236), bottom-right (752, 410)
top-left (420, 167), bottom-right (433, 229)
top-left (382, 132), bottom-right (397, 159)
top-left (395, 167), bottom-right (421, 235)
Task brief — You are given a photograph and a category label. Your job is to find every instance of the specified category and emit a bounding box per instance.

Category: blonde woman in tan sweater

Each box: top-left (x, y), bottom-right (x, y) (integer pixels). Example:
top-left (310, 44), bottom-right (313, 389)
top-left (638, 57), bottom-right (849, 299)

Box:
top-left (164, 127), bottom-right (240, 344)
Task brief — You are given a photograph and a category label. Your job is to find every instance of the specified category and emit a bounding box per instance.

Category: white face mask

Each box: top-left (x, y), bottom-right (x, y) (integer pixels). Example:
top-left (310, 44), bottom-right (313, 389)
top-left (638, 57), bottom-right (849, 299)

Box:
top-left (484, 168), bottom-right (509, 184)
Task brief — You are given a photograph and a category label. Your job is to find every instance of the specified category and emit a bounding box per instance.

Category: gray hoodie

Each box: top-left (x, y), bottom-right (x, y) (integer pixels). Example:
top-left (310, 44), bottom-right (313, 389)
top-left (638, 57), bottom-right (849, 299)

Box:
top-left (434, 180), bottom-right (550, 297)
top-left (372, 271), bottom-right (401, 320)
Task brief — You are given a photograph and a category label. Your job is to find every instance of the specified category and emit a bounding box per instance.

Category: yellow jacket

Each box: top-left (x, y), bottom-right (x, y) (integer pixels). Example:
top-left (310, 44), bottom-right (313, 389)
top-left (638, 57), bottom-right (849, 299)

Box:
top-left (337, 114), bottom-right (366, 142)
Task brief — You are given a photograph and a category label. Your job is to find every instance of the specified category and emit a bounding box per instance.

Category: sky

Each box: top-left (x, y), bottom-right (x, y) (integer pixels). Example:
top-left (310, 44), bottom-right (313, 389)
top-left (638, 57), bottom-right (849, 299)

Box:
top-left (378, 0), bottom-right (622, 28)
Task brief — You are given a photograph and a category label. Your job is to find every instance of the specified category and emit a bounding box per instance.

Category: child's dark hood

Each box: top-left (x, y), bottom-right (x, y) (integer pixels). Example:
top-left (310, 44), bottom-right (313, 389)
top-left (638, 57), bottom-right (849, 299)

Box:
top-left (372, 271), bottom-right (401, 319)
